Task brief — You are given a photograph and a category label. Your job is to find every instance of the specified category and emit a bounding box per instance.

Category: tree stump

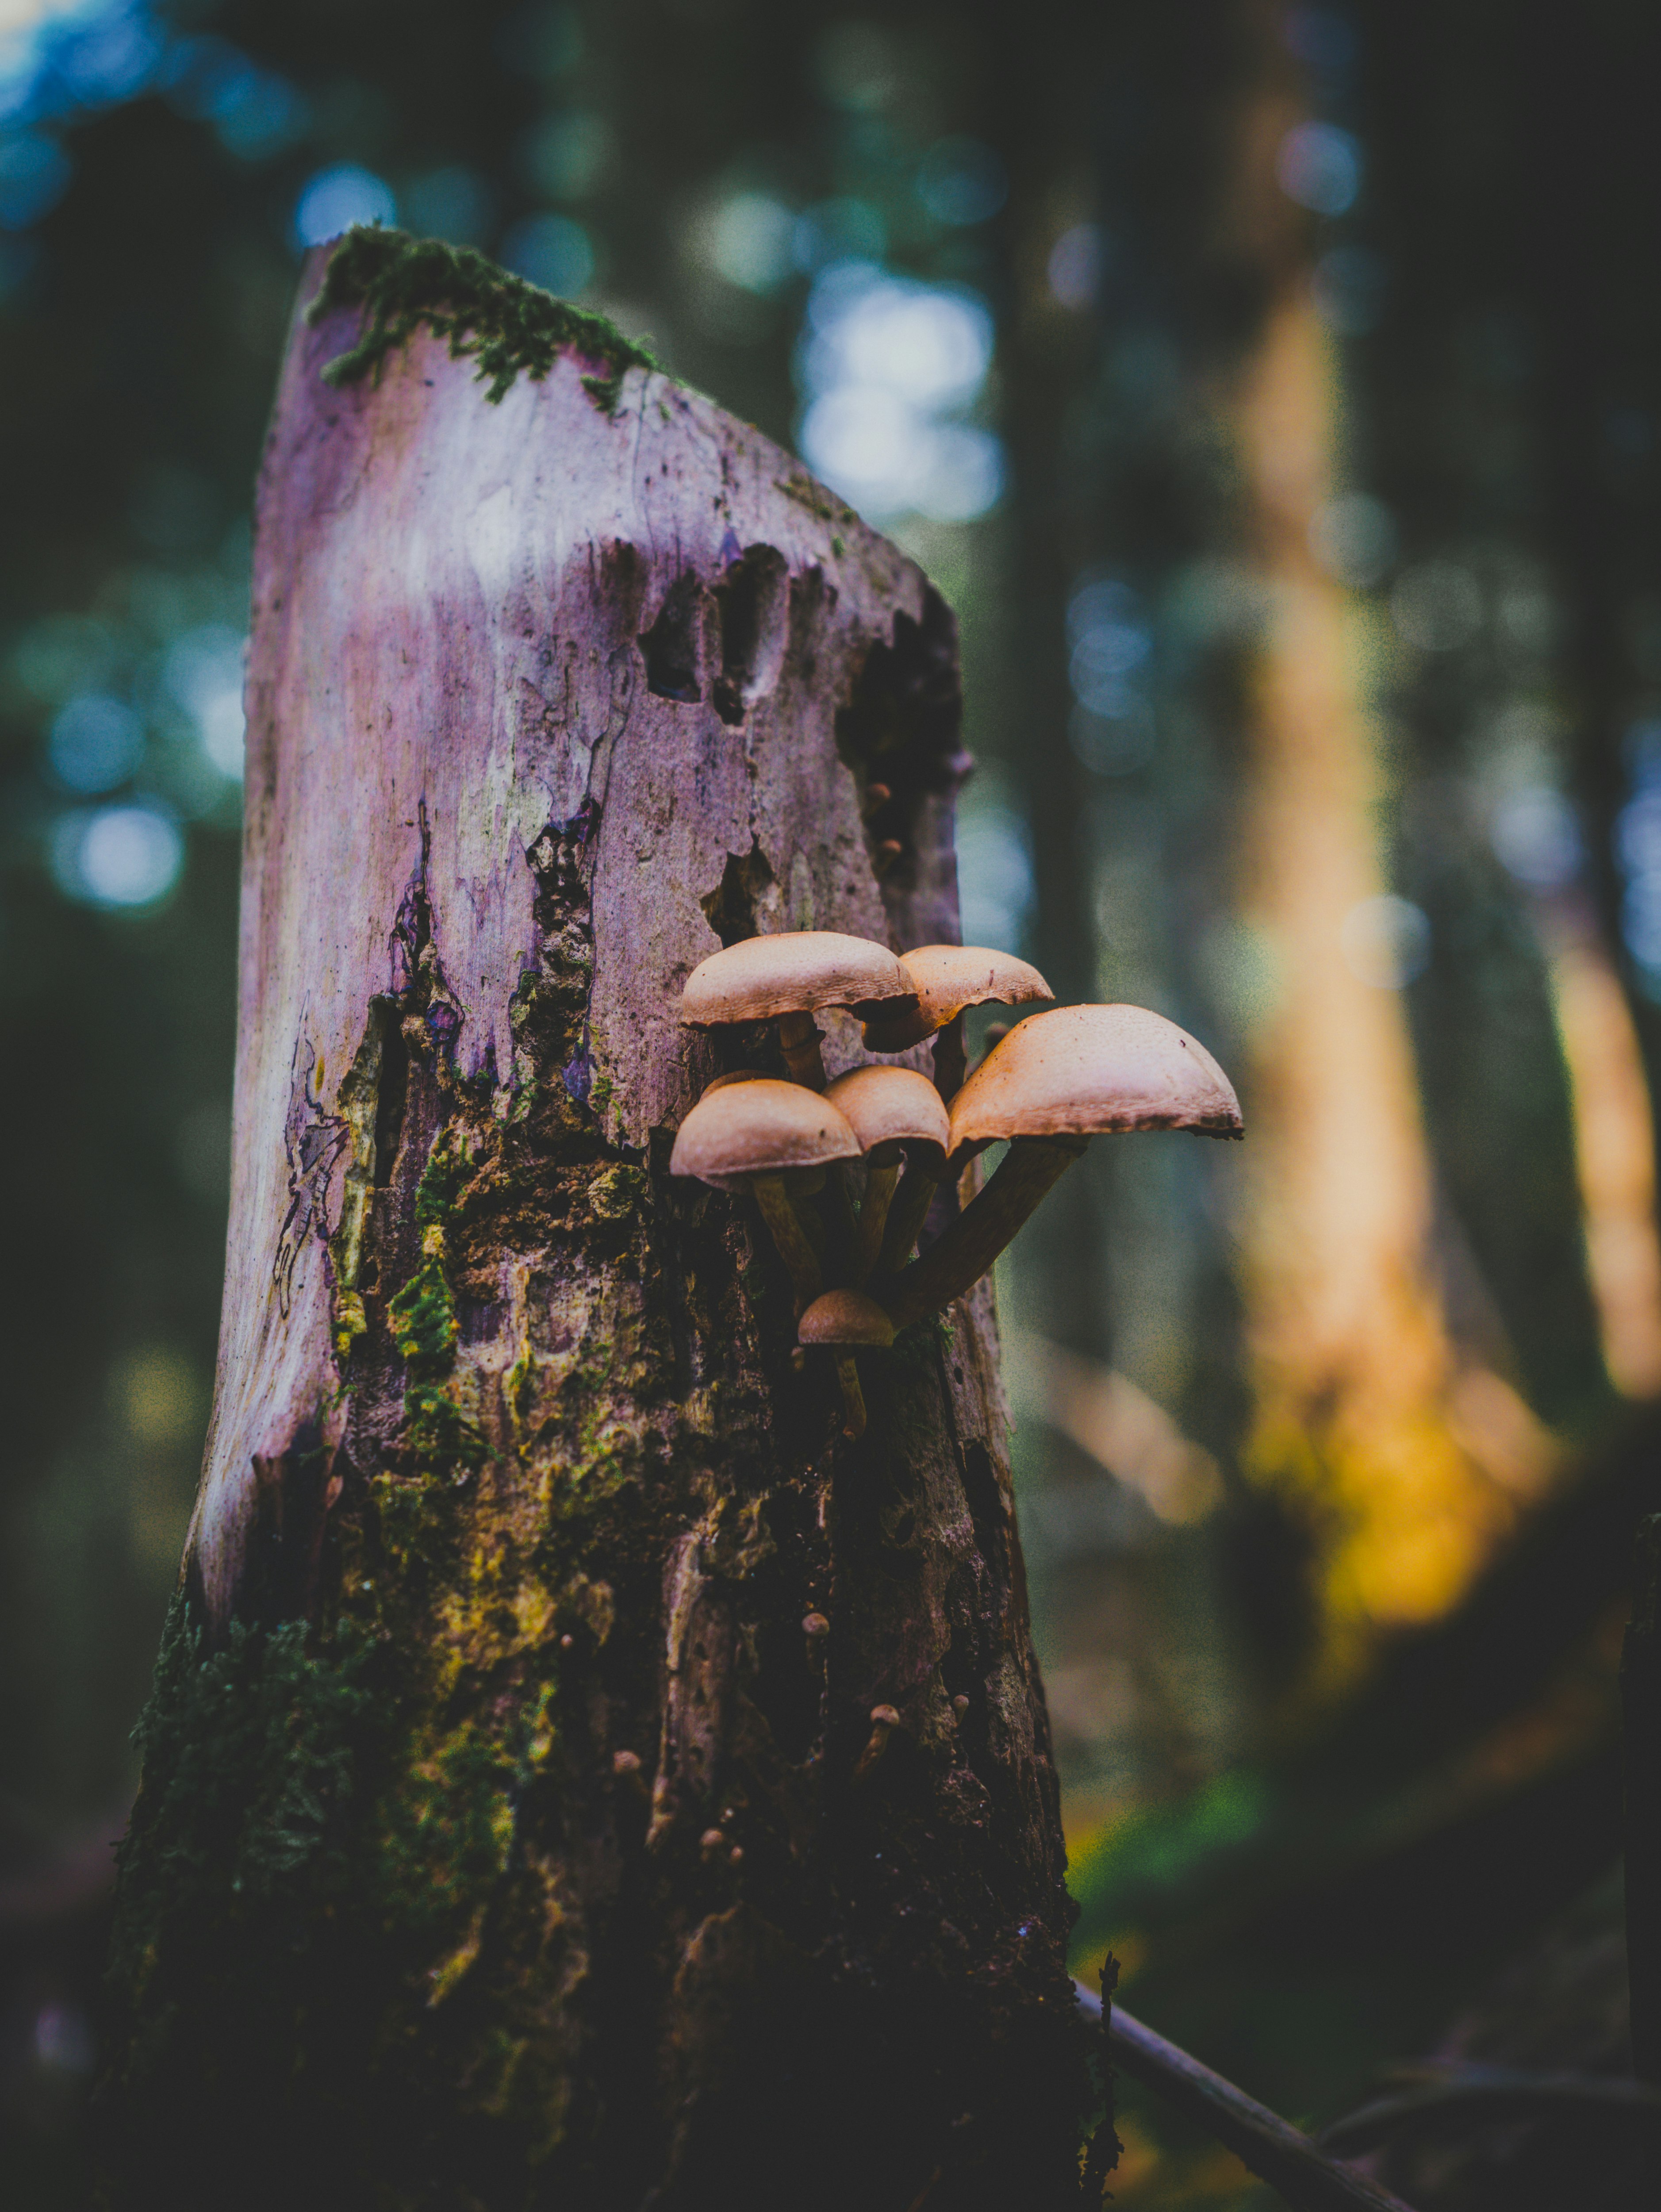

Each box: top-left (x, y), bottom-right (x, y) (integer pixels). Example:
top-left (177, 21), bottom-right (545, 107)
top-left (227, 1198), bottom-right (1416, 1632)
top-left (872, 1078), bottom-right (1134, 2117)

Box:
top-left (99, 237), bottom-right (1088, 2211)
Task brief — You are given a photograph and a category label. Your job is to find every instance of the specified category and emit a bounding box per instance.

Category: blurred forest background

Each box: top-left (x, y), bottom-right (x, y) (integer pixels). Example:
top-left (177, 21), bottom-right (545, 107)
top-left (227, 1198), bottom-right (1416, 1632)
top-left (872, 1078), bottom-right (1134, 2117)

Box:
top-left (4, 0), bottom-right (1661, 2204)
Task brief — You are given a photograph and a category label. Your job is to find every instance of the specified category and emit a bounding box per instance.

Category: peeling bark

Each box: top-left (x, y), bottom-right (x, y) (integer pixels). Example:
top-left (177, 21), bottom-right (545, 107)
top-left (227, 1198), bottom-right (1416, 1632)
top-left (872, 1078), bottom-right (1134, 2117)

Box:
top-left (100, 248), bottom-right (1088, 2211)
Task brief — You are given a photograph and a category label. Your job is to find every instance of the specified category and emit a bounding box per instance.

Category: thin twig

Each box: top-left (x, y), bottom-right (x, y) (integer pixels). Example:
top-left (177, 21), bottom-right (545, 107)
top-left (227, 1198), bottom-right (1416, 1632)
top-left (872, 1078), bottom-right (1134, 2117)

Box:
top-left (1320, 2066), bottom-right (1661, 2156)
top-left (1075, 1983), bottom-right (1420, 2212)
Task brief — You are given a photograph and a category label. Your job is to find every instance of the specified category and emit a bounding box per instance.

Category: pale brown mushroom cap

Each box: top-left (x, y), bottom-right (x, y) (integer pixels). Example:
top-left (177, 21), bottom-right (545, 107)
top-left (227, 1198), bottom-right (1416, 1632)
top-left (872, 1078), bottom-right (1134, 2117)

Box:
top-left (862, 944), bottom-right (1054, 1051)
top-left (670, 1078), bottom-right (861, 1188)
top-left (947, 1002), bottom-right (1243, 1152)
top-left (798, 1288), bottom-right (897, 1348)
top-left (681, 930), bottom-right (913, 1027)
top-left (822, 1066), bottom-right (951, 1160)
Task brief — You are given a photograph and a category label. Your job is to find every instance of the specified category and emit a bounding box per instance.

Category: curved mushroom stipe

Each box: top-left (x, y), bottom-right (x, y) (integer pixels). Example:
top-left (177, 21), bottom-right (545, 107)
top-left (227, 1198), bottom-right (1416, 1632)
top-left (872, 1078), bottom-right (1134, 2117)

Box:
top-left (854, 1160), bottom-right (900, 1282)
top-left (821, 1065), bottom-right (950, 1280)
top-left (777, 1009), bottom-right (827, 1090)
top-left (881, 1137), bottom-right (1088, 1331)
top-left (833, 1356), bottom-right (867, 1438)
top-left (931, 1012), bottom-right (968, 1102)
top-left (875, 1155), bottom-right (947, 1275)
top-left (753, 1173), bottom-right (823, 1311)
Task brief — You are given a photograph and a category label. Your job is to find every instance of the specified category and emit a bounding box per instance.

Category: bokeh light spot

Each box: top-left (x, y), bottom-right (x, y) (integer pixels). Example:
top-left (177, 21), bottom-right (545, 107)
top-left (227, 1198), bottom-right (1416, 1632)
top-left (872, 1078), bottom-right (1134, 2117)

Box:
top-left (916, 137), bottom-right (1006, 227)
top-left (47, 691), bottom-right (143, 793)
top-left (500, 209), bottom-right (594, 296)
top-left (706, 191), bottom-right (795, 293)
top-left (1340, 894), bottom-right (1431, 988)
top-left (1492, 786), bottom-right (1581, 890)
top-left (791, 196), bottom-right (884, 274)
top-left (956, 776), bottom-right (1035, 950)
top-left (52, 803), bottom-right (183, 909)
top-left (403, 165), bottom-right (494, 246)
top-left (1276, 120), bottom-right (1363, 216)
top-left (165, 623), bottom-right (246, 778)
top-left (0, 125), bottom-right (71, 227)
top-left (1309, 492), bottom-right (1397, 587)
top-left (292, 164), bottom-right (395, 250)
top-left (1048, 222), bottom-right (1104, 309)
top-left (517, 109), bottom-right (612, 201)
top-left (1311, 244), bottom-right (1386, 334)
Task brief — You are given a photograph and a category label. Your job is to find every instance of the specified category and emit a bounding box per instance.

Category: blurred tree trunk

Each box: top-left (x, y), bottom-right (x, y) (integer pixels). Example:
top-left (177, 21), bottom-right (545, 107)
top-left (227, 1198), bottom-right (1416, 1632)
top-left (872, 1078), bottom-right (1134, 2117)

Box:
top-left (97, 246), bottom-right (1088, 2212)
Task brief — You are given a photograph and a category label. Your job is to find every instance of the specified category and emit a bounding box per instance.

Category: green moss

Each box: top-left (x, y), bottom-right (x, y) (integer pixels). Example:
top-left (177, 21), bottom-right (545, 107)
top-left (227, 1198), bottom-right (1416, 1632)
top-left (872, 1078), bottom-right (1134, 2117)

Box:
top-left (389, 1254), bottom-right (459, 1367)
top-left (404, 1379), bottom-right (493, 1468)
top-left (387, 1200), bottom-right (494, 1467)
top-left (120, 1598), bottom-right (375, 1913)
top-left (107, 1598), bottom-right (380, 2062)
top-left (374, 1727), bottom-right (518, 1949)
top-left (105, 1591), bottom-right (571, 2196)
top-left (414, 1128), bottom-right (469, 1232)
top-left (775, 472), bottom-right (854, 524)
top-left (307, 226), bottom-right (664, 409)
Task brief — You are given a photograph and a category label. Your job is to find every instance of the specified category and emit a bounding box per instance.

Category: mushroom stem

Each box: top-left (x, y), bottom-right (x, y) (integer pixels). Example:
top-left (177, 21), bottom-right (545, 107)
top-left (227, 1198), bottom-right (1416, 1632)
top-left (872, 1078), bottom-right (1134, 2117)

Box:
top-left (854, 1160), bottom-right (901, 1283)
top-left (752, 1171), bottom-right (824, 1311)
top-left (876, 1157), bottom-right (944, 1275)
top-left (829, 1160), bottom-right (861, 1275)
top-left (776, 1010), bottom-right (827, 1089)
top-left (931, 1010), bottom-right (967, 1102)
top-left (881, 1136), bottom-right (1087, 1330)
top-left (834, 1355), bottom-right (867, 1439)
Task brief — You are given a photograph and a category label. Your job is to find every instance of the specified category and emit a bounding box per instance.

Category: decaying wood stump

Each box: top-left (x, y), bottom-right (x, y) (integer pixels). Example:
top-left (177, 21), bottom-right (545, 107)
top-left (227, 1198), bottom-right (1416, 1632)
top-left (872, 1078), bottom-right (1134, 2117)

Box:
top-left (99, 235), bottom-right (1089, 2211)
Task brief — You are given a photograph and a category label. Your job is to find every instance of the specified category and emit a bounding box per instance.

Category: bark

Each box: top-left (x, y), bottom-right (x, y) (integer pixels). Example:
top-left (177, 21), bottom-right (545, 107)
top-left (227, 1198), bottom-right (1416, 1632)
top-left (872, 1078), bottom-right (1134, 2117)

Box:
top-left (98, 240), bottom-right (1088, 2212)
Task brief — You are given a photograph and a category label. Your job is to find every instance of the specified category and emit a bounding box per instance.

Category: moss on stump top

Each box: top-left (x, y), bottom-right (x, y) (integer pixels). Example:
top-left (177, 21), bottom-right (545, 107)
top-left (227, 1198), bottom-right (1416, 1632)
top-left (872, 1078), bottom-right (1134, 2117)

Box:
top-left (307, 226), bottom-right (663, 410)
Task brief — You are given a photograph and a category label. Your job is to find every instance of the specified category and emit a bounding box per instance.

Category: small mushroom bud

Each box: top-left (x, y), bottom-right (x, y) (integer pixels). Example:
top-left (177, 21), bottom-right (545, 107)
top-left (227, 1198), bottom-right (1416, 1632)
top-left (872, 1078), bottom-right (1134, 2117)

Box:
top-left (863, 781), bottom-right (892, 816)
top-left (700, 1827), bottom-right (726, 1854)
top-left (872, 837), bottom-right (905, 876)
top-left (729, 1845), bottom-right (744, 1866)
top-left (799, 1289), bottom-right (895, 1438)
top-left (854, 1702), bottom-right (903, 1781)
top-left (802, 1611), bottom-right (830, 1638)
top-left (559, 1633), bottom-right (574, 1650)
top-left (613, 1748), bottom-right (642, 1775)
top-left (952, 1694), bottom-right (970, 1717)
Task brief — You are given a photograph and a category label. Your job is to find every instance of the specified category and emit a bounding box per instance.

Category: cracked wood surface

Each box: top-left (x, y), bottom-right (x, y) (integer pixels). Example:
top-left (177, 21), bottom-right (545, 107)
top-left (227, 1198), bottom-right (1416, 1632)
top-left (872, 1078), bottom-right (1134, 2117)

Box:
top-left (105, 250), bottom-right (1088, 2212)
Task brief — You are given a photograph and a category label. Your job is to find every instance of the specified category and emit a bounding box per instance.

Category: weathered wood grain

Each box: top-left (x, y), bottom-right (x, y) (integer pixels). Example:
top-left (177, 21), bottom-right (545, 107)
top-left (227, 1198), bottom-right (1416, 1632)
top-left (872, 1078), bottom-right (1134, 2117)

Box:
top-left (102, 246), bottom-right (1087, 2212)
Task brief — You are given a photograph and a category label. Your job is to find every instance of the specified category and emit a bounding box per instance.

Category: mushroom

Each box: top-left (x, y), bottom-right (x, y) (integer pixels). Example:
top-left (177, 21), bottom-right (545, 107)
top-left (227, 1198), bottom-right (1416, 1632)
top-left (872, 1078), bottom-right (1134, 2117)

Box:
top-left (798, 1286), bottom-right (895, 1438)
top-left (670, 1077), bottom-right (861, 1310)
top-left (881, 1003), bottom-right (1243, 1330)
top-left (862, 945), bottom-right (1054, 1098)
top-left (822, 1066), bottom-right (951, 1283)
top-left (681, 929), bottom-right (914, 1090)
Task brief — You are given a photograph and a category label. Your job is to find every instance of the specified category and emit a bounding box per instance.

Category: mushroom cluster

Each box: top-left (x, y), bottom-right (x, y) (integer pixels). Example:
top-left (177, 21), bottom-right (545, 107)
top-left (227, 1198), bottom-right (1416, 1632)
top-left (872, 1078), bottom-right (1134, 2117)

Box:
top-left (669, 929), bottom-right (1242, 1437)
